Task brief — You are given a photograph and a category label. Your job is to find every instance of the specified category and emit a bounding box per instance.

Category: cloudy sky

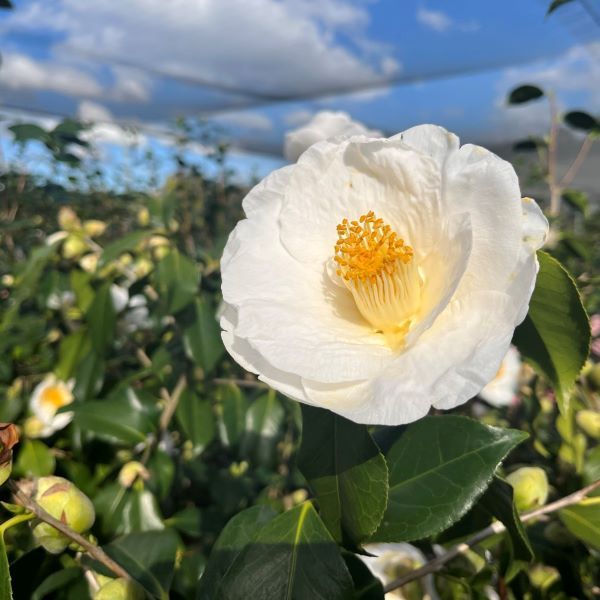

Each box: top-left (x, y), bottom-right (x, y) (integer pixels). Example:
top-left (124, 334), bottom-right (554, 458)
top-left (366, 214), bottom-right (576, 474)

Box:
top-left (0, 0), bottom-right (598, 178)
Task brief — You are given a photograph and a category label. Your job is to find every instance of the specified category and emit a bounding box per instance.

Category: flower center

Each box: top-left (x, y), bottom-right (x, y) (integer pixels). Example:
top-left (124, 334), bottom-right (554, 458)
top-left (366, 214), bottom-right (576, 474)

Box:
top-left (41, 386), bottom-right (71, 412)
top-left (334, 211), bottom-right (422, 347)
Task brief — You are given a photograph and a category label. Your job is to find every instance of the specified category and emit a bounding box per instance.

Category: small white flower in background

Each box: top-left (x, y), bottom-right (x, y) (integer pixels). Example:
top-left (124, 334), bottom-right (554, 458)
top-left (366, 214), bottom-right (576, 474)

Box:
top-left (283, 110), bottom-right (381, 162)
top-left (28, 375), bottom-right (75, 438)
top-left (110, 284), bottom-right (151, 332)
top-left (46, 290), bottom-right (75, 310)
top-left (110, 284), bottom-right (130, 313)
top-left (360, 543), bottom-right (438, 599)
top-left (221, 125), bottom-right (548, 425)
top-left (479, 346), bottom-right (522, 407)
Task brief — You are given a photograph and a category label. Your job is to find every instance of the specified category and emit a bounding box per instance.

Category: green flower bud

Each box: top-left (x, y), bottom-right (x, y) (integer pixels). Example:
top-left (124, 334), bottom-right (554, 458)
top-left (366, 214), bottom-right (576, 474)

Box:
top-left (94, 578), bottom-right (145, 600)
top-left (0, 459), bottom-right (12, 487)
top-left (587, 364), bottom-right (600, 391)
top-left (506, 467), bottom-right (549, 512)
top-left (62, 235), bottom-right (88, 260)
top-left (31, 476), bottom-right (95, 554)
top-left (576, 410), bottom-right (600, 439)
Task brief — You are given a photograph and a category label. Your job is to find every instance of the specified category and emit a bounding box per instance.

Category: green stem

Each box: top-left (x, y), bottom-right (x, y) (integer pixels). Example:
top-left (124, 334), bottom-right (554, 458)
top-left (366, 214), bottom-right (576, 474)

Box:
top-left (0, 512), bottom-right (34, 536)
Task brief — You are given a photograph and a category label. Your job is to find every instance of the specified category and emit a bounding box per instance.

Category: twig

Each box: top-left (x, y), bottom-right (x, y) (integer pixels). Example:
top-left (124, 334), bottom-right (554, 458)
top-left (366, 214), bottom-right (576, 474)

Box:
top-left (547, 92), bottom-right (561, 217)
top-left (8, 480), bottom-right (131, 581)
top-left (159, 374), bottom-right (187, 432)
top-left (383, 478), bottom-right (600, 593)
top-left (559, 134), bottom-right (594, 189)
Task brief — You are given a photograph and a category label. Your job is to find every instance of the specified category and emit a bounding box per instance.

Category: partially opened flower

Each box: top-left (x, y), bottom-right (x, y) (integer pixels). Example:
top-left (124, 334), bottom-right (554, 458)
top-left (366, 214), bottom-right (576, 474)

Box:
top-left (29, 375), bottom-right (75, 437)
top-left (284, 110), bottom-right (381, 162)
top-left (221, 125), bottom-right (548, 425)
top-left (479, 345), bottom-right (522, 407)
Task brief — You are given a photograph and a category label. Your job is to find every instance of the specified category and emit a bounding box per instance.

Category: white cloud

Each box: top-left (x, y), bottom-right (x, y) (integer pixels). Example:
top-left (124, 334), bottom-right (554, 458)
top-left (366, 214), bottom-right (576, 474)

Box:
top-left (78, 100), bottom-right (112, 122)
top-left (214, 111), bottom-right (273, 132)
top-left (417, 7), bottom-right (479, 33)
top-left (3, 0), bottom-right (397, 98)
top-left (0, 52), bottom-right (102, 97)
top-left (284, 109), bottom-right (315, 126)
top-left (490, 42), bottom-right (600, 142)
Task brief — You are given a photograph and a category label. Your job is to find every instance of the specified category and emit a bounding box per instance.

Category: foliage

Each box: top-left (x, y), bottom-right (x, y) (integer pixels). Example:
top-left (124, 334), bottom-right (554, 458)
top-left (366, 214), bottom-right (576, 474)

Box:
top-left (0, 96), bottom-right (598, 599)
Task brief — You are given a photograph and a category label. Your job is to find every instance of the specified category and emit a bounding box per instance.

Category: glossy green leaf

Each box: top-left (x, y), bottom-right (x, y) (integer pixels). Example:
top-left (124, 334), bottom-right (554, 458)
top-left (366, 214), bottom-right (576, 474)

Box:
top-left (70, 269), bottom-right (94, 312)
top-left (372, 416), bottom-right (527, 542)
top-left (513, 251), bottom-right (590, 414)
top-left (342, 552), bottom-right (384, 599)
top-left (100, 530), bottom-right (179, 599)
top-left (508, 85), bottom-right (544, 105)
top-left (9, 123), bottom-right (48, 144)
top-left (241, 392), bottom-right (285, 467)
top-left (31, 567), bottom-right (81, 600)
top-left (298, 405), bottom-right (388, 545)
top-left (14, 440), bottom-right (55, 478)
top-left (0, 533), bottom-right (13, 600)
top-left (86, 283), bottom-right (117, 353)
top-left (559, 498), bottom-right (600, 549)
top-left (70, 393), bottom-right (154, 444)
top-left (547, 0), bottom-right (575, 14)
top-left (165, 506), bottom-right (202, 537)
top-left (218, 502), bottom-right (354, 600)
top-left (480, 477), bottom-right (533, 580)
top-left (198, 505), bottom-right (278, 599)
top-left (183, 298), bottom-right (224, 373)
top-left (155, 249), bottom-right (199, 313)
top-left (563, 111), bottom-right (599, 132)
top-left (175, 388), bottom-right (215, 456)
top-left (217, 383), bottom-right (246, 447)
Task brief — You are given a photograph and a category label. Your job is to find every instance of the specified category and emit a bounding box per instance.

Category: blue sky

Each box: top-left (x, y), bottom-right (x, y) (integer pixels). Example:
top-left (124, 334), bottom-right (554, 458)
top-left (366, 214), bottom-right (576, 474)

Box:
top-left (0, 0), bottom-right (598, 183)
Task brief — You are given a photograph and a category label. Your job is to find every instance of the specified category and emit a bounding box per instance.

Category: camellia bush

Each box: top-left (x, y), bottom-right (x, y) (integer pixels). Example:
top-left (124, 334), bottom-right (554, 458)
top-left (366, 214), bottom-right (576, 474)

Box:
top-left (0, 111), bottom-right (598, 600)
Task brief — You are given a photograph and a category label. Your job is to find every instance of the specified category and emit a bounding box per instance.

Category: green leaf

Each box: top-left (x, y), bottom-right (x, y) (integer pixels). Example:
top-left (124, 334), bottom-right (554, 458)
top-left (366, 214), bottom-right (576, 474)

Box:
top-left (217, 383), bottom-right (246, 447)
top-left (155, 249), bottom-right (199, 313)
top-left (0, 533), bottom-right (13, 600)
top-left (512, 251), bottom-right (590, 415)
top-left (183, 298), bottom-right (224, 373)
top-left (241, 392), bottom-right (285, 467)
top-left (86, 283), bottom-right (117, 353)
top-left (547, 0), bottom-right (575, 14)
top-left (564, 111), bottom-right (599, 132)
top-left (217, 502), bottom-right (354, 600)
top-left (479, 477), bottom-right (533, 580)
top-left (8, 123), bottom-right (48, 144)
top-left (342, 552), bottom-right (384, 599)
top-left (70, 269), bottom-right (94, 312)
top-left (508, 85), bottom-right (544, 105)
top-left (70, 393), bottom-right (154, 444)
top-left (198, 505), bottom-right (278, 599)
top-left (98, 230), bottom-right (149, 267)
top-left (175, 388), bottom-right (215, 456)
top-left (31, 567), bottom-right (81, 600)
top-left (371, 416), bottom-right (527, 542)
top-left (559, 498), bottom-right (600, 549)
top-left (55, 329), bottom-right (91, 381)
top-left (298, 405), bottom-right (388, 546)
top-left (14, 440), bottom-right (55, 478)
top-left (165, 506), bottom-right (202, 537)
top-left (100, 530), bottom-right (179, 599)
top-left (73, 350), bottom-right (105, 401)
top-left (561, 189), bottom-right (589, 216)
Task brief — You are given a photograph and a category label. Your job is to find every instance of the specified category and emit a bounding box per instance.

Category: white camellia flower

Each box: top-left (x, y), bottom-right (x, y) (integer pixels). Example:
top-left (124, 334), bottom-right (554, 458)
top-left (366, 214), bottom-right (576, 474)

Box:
top-left (284, 110), bottom-right (381, 162)
top-left (221, 125), bottom-right (548, 425)
top-left (28, 375), bottom-right (75, 438)
top-left (479, 345), bottom-right (522, 407)
top-left (360, 543), bottom-right (438, 599)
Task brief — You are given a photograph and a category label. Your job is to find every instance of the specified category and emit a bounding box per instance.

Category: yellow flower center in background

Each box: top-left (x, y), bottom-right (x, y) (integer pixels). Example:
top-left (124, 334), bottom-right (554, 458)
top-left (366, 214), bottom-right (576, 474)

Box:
top-left (335, 211), bottom-right (422, 347)
top-left (40, 386), bottom-right (71, 411)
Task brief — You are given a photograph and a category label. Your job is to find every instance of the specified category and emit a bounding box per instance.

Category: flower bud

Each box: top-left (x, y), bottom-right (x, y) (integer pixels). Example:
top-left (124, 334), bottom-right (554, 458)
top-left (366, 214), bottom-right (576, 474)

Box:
top-left (506, 467), bottom-right (549, 512)
top-left (118, 461), bottom-right (149, 488)
top-left (137, 207), bottom-right (150, 227)
top-left (62, 235), bottom-right (88, 260)
top-left (58, 207), bottom-right (81, 231)
top-left (576, 410), bottom-right (600, 439)
top-left (94, 578), bottom-right (145, 600)
top-left (79, 253), bottom-right (99, 273)
top-left (31, 476), bottom-right (95, 554)
top-left (587, 364), bottom-right (600, 391)
top-left (82, 220), bottom-right (107, 238)
top-left (0, 423), bottom-right (19, 486)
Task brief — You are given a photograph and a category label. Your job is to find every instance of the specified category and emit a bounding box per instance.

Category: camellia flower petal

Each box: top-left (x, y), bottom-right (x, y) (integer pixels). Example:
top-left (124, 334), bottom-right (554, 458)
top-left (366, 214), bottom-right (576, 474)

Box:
top-left (29, 375), bottom-right (75, 437)
top-left (221, 125), bottom-right (548, 425)
top-left (479, 345), bottom-right (522, 407)
top-left (284, 110), bottom-right (381, 162)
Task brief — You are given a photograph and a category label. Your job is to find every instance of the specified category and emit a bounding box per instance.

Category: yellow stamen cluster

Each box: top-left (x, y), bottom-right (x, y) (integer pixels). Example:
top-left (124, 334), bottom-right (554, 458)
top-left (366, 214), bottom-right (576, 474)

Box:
top-left (334, 211), bottom-right (413, 285)
top-left (41, 387), bottom-right (70, 410)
